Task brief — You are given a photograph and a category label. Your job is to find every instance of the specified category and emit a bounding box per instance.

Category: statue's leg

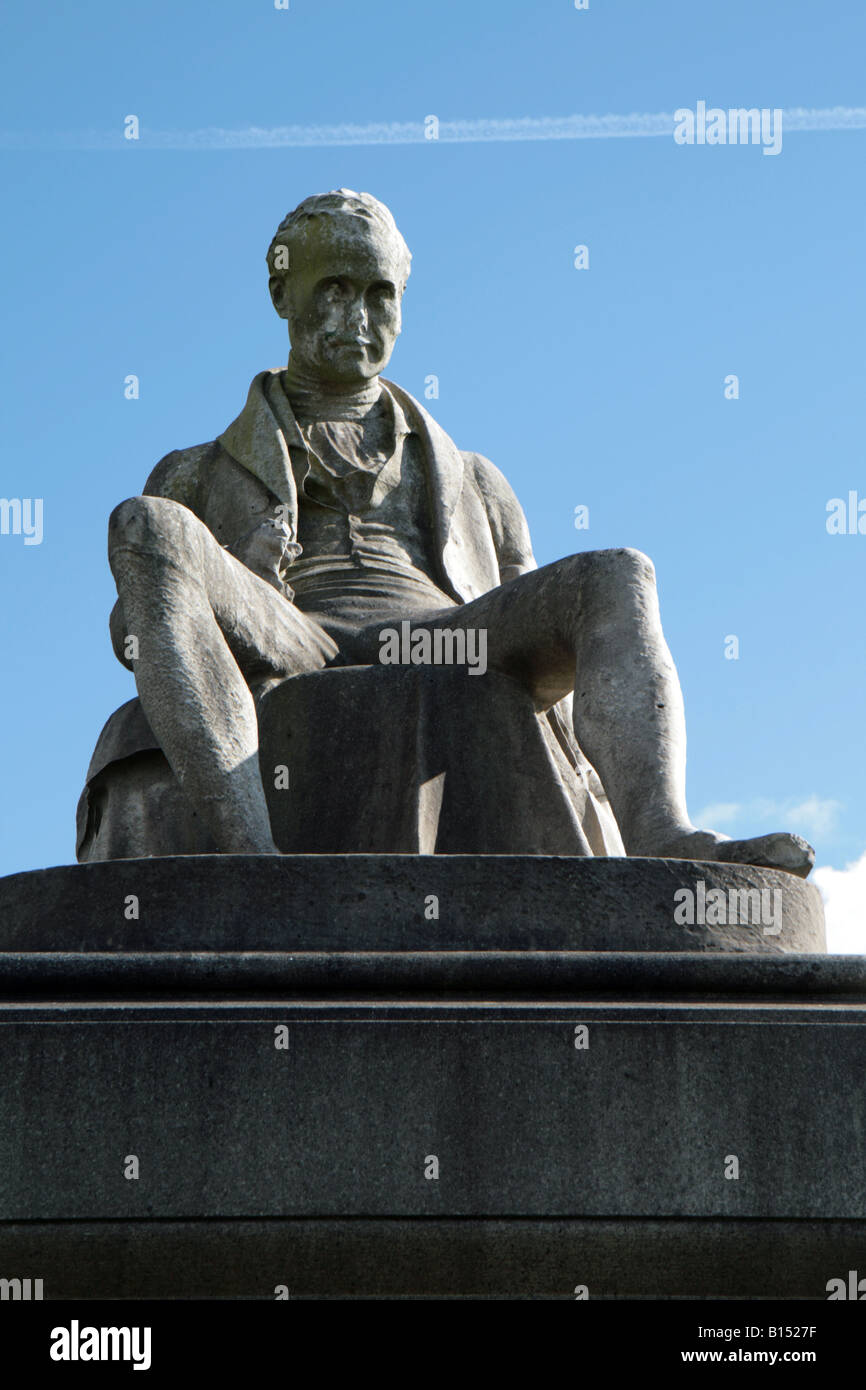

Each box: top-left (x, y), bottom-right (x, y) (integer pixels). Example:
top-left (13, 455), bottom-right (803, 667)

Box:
top-left (543, 550), bottom-right (813, 869)
top-left (107, 496), bottom-right (338, 854)
top-left (373, 551), bottom-right (812, 875)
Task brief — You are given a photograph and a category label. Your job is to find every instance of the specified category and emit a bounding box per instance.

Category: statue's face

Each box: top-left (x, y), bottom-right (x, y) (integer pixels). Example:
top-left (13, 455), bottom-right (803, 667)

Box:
top-left (270, 216), bottom-right (405, 385)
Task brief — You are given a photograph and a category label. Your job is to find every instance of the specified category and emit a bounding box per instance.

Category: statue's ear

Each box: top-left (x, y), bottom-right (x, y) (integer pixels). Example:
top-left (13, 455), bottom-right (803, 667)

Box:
top-left (269, 275), bottom-right (290, 320)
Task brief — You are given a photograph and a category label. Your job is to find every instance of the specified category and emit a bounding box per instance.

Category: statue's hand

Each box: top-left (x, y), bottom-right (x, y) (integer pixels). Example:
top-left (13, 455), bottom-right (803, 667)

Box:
top-left (109, 597), bottom-right (134, 670)
top-left (228, 519), bottom-right (302, 599)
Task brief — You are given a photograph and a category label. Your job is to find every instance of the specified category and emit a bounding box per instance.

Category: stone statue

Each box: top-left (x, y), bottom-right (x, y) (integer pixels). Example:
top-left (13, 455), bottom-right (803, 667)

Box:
top-left (76, 189), bottom-right (813, 876)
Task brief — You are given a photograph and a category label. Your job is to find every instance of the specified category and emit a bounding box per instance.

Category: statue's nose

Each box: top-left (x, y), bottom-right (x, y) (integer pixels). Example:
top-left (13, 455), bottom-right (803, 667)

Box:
top-left (346, 297), bottom-right (368, 332)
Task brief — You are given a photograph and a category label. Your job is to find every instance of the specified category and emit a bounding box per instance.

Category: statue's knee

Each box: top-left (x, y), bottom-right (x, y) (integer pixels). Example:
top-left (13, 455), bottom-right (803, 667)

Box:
top-left (586, 546), bottom-right (656, 593)
top-left (108, 496), bottom-right (195, 570)
top-left (567, 546), bottom-right (657, 595)
top-left (612, 546), bottom-right (656, 587)
top-left (573, 548), bottom-right (658, 628)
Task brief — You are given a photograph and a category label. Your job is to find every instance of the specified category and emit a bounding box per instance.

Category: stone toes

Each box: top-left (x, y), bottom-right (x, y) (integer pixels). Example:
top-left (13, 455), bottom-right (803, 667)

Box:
top-left (715, 832), bottom-right (815, 879)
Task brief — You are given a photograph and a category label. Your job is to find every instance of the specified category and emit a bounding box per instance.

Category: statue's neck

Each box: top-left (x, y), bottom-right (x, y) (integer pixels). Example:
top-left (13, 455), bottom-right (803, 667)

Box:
top-left (284, 356), bottom-right (382, 424)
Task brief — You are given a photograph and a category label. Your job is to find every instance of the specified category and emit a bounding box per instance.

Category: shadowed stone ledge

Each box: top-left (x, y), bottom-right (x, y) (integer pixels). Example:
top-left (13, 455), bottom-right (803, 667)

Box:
top-left (0, 1216), bottom-right (861, 1299)
top-left (0, 854), bottom-right (825, 954)
top-left (0, 951), bottom-right (858, 1000)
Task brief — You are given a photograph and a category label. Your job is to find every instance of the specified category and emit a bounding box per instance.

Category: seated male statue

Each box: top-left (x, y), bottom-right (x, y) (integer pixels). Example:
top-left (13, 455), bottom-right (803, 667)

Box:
top-left (78, 188), bottom-right (813, 875)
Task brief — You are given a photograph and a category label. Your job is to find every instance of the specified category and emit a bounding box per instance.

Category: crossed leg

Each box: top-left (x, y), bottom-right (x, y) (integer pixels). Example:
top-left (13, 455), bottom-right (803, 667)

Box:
top-left (108, 495), bottom-right (338, 853)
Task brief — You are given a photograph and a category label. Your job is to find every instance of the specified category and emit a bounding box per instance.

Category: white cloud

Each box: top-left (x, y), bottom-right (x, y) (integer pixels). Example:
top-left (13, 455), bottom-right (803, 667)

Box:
top-left (813, 851), bottom-right (866, 954)
top-left (755, 797), bottom-right (844, 837)
top-left (695, 801), bottom-right (743, 827)
top-left (694, 796), bottom-right (843, 837)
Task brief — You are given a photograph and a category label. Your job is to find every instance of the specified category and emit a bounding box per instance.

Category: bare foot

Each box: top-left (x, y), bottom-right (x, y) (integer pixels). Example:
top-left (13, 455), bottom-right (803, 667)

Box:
top-left (654, 827), bottom-right (815, 879)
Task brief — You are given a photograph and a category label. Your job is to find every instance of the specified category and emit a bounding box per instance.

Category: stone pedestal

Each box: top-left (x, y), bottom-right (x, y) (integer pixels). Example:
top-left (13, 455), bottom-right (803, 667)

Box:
top-left (2, 855), bottom-right (860, 1300)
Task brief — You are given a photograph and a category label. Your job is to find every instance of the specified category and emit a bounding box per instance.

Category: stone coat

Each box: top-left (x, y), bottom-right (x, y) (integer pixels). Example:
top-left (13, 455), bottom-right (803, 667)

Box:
top-left (76, 371), bottom-right (625, 860)
top-left (144, 369), bottom-right (534, 600)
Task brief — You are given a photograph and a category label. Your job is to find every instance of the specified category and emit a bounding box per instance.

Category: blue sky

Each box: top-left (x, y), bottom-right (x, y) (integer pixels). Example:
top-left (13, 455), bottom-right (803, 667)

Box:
top-left (1, 0), bottom-right (864, 946)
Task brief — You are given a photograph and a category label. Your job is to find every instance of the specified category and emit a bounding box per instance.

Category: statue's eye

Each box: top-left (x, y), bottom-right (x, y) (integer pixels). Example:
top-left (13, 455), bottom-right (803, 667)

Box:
top-left (370, 283), bottom-right (393, 299)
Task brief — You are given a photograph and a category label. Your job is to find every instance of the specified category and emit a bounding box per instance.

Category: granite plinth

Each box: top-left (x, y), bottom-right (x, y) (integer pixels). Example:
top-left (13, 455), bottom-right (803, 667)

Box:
top-left (0, 854), bottom-right (852, 1300)
top-left (0, 853), bottom-right (825, 954)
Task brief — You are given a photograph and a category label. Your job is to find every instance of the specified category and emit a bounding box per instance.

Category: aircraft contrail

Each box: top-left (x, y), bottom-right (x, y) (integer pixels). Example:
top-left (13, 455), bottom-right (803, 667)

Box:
top-left (2, 105), bottom-right (864, 150)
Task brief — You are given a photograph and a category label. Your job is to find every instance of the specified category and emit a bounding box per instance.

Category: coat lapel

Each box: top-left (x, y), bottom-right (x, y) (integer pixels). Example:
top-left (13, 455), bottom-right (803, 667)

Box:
top-left (217, 370), bottom-right (468, 581)
top-left (217, 369), bottom-right (299, 516)
top-left (381, 377), bottom-right (465, 557)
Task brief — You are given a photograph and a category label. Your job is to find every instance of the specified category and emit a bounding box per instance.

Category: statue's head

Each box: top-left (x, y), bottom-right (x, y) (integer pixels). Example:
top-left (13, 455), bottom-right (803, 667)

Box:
top-left (267, 189), bottom-right (411, 385)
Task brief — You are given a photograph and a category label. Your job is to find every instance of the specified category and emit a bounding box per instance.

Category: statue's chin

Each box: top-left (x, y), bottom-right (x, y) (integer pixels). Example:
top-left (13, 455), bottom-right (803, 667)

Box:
top-left (288, 335), bottom-right (392, 387)
top-left (326, 369), bottom-right (385, 389)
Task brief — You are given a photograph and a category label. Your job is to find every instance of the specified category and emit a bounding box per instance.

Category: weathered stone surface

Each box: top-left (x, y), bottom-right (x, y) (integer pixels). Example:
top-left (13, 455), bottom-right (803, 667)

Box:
top-left (0, 951), bottom-right (858, 997)
top-left (259, 665), bottom-right (620, 855)
top-left (2, 1216), bottom-right (863, 1299)
top-left (0, 857), bottom-right (851, 1298)
top-left (77, 667), bottom-right (623, 861)
top-left (0, 855), bottom-right (825, 953)
top-left (0, 964), bottom-right (863, 1226)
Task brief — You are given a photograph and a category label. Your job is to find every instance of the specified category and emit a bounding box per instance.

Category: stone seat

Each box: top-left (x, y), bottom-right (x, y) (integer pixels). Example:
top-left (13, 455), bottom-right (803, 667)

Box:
top-left (76, 665), bottom-right (623, 861)
top-left (258, 664), bottom-right (623, 855)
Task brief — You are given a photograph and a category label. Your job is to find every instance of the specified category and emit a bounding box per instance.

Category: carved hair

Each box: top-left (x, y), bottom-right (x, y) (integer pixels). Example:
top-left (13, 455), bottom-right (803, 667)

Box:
top-left (267, 188), bottom-right (411, 290)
